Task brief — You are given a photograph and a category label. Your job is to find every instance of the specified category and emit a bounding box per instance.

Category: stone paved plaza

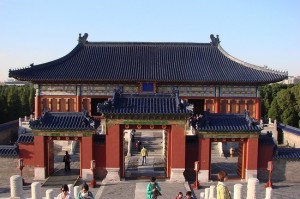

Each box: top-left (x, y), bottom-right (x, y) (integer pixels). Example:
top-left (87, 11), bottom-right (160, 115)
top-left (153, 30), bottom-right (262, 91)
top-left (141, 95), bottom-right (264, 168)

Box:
top-left (1, 157), bottom-right (300, 198)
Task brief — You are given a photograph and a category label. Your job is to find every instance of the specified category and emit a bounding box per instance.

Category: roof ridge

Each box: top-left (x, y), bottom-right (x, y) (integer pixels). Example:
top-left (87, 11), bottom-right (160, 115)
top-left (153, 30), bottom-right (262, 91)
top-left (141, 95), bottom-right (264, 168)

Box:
top-left (85, 41), bottom-right (212, 47)
top-left (218, 45), bottom-right (288, 76)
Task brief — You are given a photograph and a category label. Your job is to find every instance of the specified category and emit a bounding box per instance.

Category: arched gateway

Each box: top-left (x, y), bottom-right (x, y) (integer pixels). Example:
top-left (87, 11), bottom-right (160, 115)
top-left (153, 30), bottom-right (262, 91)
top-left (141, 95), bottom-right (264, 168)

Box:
top-left (9, 34), bottom-right (287, 183)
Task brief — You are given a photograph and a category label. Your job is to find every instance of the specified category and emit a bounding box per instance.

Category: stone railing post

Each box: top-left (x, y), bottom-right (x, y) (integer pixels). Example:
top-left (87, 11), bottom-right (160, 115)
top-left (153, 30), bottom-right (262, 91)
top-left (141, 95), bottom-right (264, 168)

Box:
top-left (19, 118), bottom-right (22, 127)
top-left (205, 187), bottom-right (210, 199)
top-left (10, 175), bottom-right (23, 199)
top-left (68, 184), bottom-right (74, 198)
top-left (234, 184), bottom-right (243, 199)
top-left (265, 187), bottom-right (272, 199)
top-left (46, 189), bottom-right (54, 199)
top-left (74, 186), bottom-right (81, 199)
top-left (209, 185), bottom-right (215, 199)
top-left (246, 178), bottom-right (259, 199)
top-left (31, 182), bottom-right (42, 199)
top-left (200, 192), bottom-right (205, 199)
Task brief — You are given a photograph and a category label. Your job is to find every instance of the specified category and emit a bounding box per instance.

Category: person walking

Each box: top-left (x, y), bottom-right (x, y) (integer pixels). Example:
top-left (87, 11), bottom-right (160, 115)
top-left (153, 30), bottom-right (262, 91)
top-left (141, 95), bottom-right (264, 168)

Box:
top-left (146, 177), bottom-right (161, 199)
top-left (217, 171), bottom-right (231, 199)
top-left (63, 151), bottom-right (71, 172)
top-left (57, 184), bottom-right (73, 199)
top-left (78, 183), bottom-right (95, 199)
top-left (175, 192), bottom-right (183, 199)
top-left (141, 145), bottom-right (148, 165)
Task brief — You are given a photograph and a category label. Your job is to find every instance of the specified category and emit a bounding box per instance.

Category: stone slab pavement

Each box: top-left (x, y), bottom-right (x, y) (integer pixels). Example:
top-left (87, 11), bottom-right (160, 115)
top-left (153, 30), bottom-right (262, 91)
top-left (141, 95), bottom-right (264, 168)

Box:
top-left (1, 178), bottom-right (300, 198)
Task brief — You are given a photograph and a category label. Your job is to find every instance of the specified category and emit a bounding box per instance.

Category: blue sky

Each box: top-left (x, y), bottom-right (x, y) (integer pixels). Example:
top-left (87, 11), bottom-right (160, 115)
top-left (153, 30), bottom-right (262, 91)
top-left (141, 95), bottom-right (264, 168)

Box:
top-left (0, 0), bottom-right (299, 81)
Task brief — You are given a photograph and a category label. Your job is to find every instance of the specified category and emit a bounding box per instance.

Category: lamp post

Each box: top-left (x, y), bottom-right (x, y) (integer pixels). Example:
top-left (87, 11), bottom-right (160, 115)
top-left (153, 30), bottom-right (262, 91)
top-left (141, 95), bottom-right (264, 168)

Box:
top-left (193, 161), bottom-right (200, 189)
top-left (266, 161), bottom-right (273, 188)
top-left (18, 158), bottom-right (25, 185)
top-left (90, 160), bottom-right (96, 188)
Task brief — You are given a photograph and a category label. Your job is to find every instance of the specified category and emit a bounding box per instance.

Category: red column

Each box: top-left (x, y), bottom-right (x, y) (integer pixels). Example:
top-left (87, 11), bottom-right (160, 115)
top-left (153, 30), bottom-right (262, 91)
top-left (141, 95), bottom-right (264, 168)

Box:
top-left (81, 136), bottom-right (94, 169)
top-left (214, 97), bottom-right (220, 113)
top-left (255, 99), bottom-right (261, 120)
top-left (198, 138), bottom-right (210, 170)
top-left (170, 125), bottom-right (186, 168)
top-left (76, 96), bottom-right (81, 112)
top-left (106, 125), bottom-right (121, 168)
top-left (246, 138), bottom-right (259, 170)
top-left (34, 96), bottom-right (40, 119)
top-left (34, 136), bottom-right (46, 167)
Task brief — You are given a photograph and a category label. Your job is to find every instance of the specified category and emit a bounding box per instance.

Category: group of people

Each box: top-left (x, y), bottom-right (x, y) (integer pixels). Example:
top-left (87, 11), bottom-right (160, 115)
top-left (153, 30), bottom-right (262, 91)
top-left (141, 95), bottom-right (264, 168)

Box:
top-left (56, 171), bottom-right (230, 199)
top-left (57, 183), bottom-right (94, 199)
top-left (147, 171), bottom-right (231, 199)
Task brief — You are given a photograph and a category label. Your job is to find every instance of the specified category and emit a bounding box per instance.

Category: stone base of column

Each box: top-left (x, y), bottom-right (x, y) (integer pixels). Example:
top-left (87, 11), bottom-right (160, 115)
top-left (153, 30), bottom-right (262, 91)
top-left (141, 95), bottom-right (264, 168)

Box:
top-left (245, 169), bottom-right (257, 180)
top-left (82, 169), bottom-right (93, 181)
top-left (169, 168), bottom-right (185, 182)
top-left (102, 168), bottom-right (121, 184)
top-left (198, 170), bottom-right (209, 182)
top-left (34, 167), bottom-right (46, 180)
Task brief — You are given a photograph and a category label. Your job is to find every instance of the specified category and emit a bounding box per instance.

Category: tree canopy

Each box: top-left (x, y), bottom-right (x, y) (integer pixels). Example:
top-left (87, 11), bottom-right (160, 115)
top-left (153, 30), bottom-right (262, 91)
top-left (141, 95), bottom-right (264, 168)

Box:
top-left (261, 83), bottom-right (300, 128)
top-left (0, 85), bottom-right (35, 124)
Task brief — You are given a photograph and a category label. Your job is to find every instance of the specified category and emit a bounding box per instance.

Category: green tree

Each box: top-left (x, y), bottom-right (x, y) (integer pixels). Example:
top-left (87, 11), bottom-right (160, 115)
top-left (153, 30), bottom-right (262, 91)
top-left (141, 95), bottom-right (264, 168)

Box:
top-left (268, 98), bottom-right (280, 121)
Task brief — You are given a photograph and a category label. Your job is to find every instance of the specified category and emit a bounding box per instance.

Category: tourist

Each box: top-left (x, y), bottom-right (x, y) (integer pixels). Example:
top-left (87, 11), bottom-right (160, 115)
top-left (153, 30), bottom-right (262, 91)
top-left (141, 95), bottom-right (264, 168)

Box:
top-left (78, 183), bottom-right (95, 199)
top-left (175, 191), bottom-right (183, 199)
top-left (57, 184), bottom-right (73, 199)
top-left (146, 177), bottom-right (161, 199)
top-left (130, 129), bottom-right (135, 143)
top-left (63, 151), bottom-right (71, 172)
top-left (217, 171), bottom-right (231, 199)
top-left (136, 140), bottom-right (142, 152)
top-left (184, 191), bottom-right (194, 199)
top-left (141, 145), bottom-right (148, 165)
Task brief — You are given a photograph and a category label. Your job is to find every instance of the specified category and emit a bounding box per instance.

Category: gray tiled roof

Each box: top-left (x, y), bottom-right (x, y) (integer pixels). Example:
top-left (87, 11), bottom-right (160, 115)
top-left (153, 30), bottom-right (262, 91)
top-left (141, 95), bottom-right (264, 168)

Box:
top-left (195, 112), bottom-right (261, 132)
top-left (274, 148), bottom-right (300, 159)
top-left (97, 90), bottom-right (192, 116)
top-left (17, 134), bottom-right (34, 143)
top-left (30, 111), bottom-right (99, 131)
top-left (0, 145), bottom-right (18, 157)
top-left (9, 39), bottom-right (287, 84)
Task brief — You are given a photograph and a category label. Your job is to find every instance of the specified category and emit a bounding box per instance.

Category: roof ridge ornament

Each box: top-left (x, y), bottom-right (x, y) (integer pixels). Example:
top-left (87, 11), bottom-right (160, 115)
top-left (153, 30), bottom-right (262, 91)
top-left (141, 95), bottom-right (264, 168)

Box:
top-left (210, 34), bottom-right (220, 46)
top-left (78, 33), bottom-right (88, 44)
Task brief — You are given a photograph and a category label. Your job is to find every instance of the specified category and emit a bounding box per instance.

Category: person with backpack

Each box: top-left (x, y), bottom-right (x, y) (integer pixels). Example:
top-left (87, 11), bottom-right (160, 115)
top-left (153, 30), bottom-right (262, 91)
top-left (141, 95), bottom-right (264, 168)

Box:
top-left (217, 171), bottom-right (231, 199)
top-left (78, 183), bottom-right (95, 199)
top-left (146, 177), bottom-right (161, 199)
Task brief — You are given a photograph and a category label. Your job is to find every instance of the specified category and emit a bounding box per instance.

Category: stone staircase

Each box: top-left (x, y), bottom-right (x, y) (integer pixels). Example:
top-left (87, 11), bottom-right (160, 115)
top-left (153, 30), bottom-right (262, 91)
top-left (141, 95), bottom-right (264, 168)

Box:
top-left (130, 130), bottom-right (163, 156)
top-left (210, 142), bottom-right (239, 179)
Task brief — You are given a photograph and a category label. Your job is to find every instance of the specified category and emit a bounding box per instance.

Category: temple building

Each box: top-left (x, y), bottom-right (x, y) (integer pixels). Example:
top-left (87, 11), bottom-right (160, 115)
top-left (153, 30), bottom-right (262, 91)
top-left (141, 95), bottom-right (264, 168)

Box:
top-left (9, 33), bottom-right (287, 183)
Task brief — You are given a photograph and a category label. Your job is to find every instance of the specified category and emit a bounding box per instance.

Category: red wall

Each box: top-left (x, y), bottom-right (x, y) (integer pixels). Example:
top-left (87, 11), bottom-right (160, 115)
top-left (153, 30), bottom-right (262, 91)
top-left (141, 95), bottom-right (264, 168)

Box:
top-left (81, 137), bottom-right (93, 169)
top-left (198, 138), bottom-right (210, 170)
top-left (185, 138), bottom-right (198, 169)
top-left (258, 143), bottom-right (274, 169)
top-left (106, 125), bottom-right (121, 168)
top-left (19, 143), bottom-right (35, 166)
top-left (94, 143), bottom-right (106, 168)
top-left (34, 136), bottom-right (46, 167)
top-left (170, 125), bottom-right (186, 168)
top-left (246, 138), bottom-right (258, 170)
